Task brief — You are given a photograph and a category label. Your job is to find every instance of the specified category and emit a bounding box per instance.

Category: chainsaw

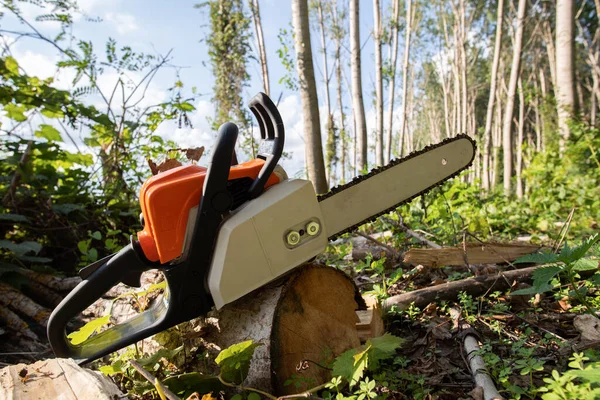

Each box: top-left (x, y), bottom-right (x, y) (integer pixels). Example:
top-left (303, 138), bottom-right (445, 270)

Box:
top-left (47, 92), bottom-right (476, 364)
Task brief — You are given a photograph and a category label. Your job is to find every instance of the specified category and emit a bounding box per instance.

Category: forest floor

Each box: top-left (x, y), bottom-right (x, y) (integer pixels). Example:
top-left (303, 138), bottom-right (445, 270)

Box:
top-left (1, 222), bottom-right (599, 400)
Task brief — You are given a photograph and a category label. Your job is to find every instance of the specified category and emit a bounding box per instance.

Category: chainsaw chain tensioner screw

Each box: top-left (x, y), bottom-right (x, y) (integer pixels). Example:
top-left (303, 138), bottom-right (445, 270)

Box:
top-left (286, 231), bottom-right (301, 246)
top-left (306, 221), bottom-right (320, 236)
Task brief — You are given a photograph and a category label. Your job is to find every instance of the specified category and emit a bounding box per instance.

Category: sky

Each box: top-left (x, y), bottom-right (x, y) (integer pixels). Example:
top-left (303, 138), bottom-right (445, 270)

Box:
top-left (1, 0), bottom-right (397, 179)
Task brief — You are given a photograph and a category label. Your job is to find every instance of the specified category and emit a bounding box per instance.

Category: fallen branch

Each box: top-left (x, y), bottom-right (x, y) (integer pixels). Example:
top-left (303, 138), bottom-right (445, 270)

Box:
top-left (17, 268), bottom-right (81, 291)
top-left (403, 243), bottom-right (541, 268)
top-left (464, 333), bottom-right (504, 400)
top-left (0, 282), bottom-right (50, 327)
top-left (383, 266), bottom-right (538, 311)
top-left (129, 359), bottom-right (180, 400)
top-left (0, 305), bottom-right (39, 340)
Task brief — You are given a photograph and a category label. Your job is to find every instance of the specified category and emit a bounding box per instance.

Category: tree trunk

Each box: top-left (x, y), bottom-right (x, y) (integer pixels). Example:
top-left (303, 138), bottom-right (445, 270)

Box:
top-left (291, 0), bottom-right (328, 194)
top-left (373, 0), bottom-right (384, 166)
top-left (556, 0), bottom-right (577, 153)
top-left (502, 0), bottom-right (527, 197)
top-left (385, 0), bottom-right (400, 163)
top-left (459, 0), bottom-right (468, 137)
top-left (398, 0), bottom-right (413, 156)
top-left (482, 0), bottom-right (504, 191)
top-left (556, 0), bottom-right (577, 152)
top-left (349, 0), bottom-right (368, 172)
top-left (316, 1), bottom-right (335, 185)
top-left (249, 0), bottom-right (270, 96)
top-left (516, 77), bottom-right (524, 199)
top-left (332, 3), bottom-right (347, 183)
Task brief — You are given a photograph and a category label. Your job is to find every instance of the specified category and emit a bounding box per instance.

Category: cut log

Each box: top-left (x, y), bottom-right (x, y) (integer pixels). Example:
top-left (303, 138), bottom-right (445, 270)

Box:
top-left (0, 358), bottom-right (124, 399)
top-left (403, 242), bottom-right (541, 267)
top-left (184, 264), bottom-right (364, 396)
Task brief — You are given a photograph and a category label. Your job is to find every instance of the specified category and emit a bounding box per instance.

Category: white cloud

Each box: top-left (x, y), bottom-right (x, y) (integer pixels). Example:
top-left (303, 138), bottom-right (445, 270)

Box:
top-left (103, 12), bottom-right (139, 34)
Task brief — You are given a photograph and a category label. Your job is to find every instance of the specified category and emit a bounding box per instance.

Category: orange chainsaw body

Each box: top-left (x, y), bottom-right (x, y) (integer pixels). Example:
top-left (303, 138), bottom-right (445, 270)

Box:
top-left (137, 159), bottom-right (280, 264)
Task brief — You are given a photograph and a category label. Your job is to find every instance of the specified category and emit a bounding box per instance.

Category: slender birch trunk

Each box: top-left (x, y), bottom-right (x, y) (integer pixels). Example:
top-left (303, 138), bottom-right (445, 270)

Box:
top-left (398, 0), bottom-right (413, 156)
top-left (502, 0), bottom-right (527, 197)
top-left (291, 0), bottom-right (328, 193)
top-left (373, 0), bottom-right (384, 166)
top-left (349, 0), bottom-right (368, 172)
top-left (482, 0), bottom-right (504, 191)
top-left (249, 0), bottom-right (270, 95)
top-left (556, 0), bottom-right (577, 152)
top-left (516, 78), bottom-right (524, 199)
top-left (385, 0), bottom-right (400, 162)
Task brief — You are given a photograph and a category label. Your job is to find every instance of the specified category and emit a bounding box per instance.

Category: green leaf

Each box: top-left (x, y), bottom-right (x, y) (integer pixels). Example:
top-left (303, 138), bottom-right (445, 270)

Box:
top-left (248, 393), bottom-right (261, 400)
top-left (531, 265), bottom-right (563, 285)
top-left (4, 104), bottom-right (27, 122)
top-left (77, 240), bottom-right (89, 254)
top-left (41, 108), bottom-right (65, 119)
top-left (99, 360), bottom-right (124, 376)
top-left (0, 240), bottom-right (42, 256)
top-left (559, 234), bottom-right (600, 264)
top-left (91, 231), bottom-right (102, 240)
top-left (367, 333), bottom-right (403, 370)
top-left (0, 214), bottom-right (29, 222)
top-left (161, 372), bottom-right (223, 399)
top-left (178, 102), bottom-right (195, 111)
top-left (567, 365), bottom-right (600, 382)
top-left (332, 348), bottom-right (358, 386)
top-left (17, 255), bottom-right (52, 263)
top-left (572, 258), bottom-right (599, 271)
top-left (215, 340), bottom-right (262, 384)
top-left (137, 345), bottom-right (184, 367)
top-left (514, 252), bottom-right (559, 264)
top-left (332, 345), bottom-right (370, 388)
top-left (35, 124), bottom-right (62, 142)
top-left (67, 314), bottom-right (110, 345)
top-left (5, 56), bottom-right (19, 74)
top-left (87, 248), bottom-right (98, 261)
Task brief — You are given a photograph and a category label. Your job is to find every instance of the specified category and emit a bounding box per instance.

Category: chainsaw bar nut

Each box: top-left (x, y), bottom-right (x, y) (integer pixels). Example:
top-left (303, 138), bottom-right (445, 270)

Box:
top-left (286, 231), bottom-right (301, 246)
top-left (306, 221), bottom-right (320, 236)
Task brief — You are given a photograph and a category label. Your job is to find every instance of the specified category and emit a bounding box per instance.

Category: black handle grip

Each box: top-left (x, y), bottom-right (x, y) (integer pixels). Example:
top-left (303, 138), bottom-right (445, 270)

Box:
top-left (46, 242), bottom-right (175, 362)
top-left (247, 92), bottom-right (285, 199)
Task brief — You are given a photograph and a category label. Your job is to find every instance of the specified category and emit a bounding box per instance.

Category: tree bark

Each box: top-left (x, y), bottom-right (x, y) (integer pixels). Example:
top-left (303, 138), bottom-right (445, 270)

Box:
top-left (502, 0), bottom-right (527, 197)
top-left (331, 1), bottom-right (347, 183)
top-left (316, 1), bottom-right (335, 185)
top-left (385, 0), bottom-right (400, 163)
top-left (516, 77), bottom-right (525, 199)
top-left (398, 0), bottom-right (413, 156)
top-left (249, 0), bottom-right (270, 96)
top-left (373, 0), bottom-right (384, 166)
top-left (555, 0), bottom-right (577, 152)
top-left (482, 0), bottom-right (504, 191)
top-left (349, 0), bottom-right (368, 172)
top-left (291, 0), bottom-right (328, 194)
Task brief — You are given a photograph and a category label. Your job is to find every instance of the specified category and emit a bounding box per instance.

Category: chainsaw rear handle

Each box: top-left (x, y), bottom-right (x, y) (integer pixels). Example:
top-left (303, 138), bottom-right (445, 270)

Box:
top-left (248, 92), bottom-right (285, 199)
top-left (47, 122), bottom-right (241, 363)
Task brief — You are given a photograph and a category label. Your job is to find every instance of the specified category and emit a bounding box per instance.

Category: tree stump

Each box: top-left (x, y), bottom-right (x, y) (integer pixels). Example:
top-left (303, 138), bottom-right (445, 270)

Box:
top-left (0, 358), bottom-right (124, 400)
top-left (197, 263), bottom-right (365, 396)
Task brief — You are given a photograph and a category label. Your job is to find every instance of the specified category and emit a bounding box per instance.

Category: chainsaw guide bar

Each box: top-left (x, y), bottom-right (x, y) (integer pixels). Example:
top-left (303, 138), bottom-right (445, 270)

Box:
top-left (318, 134), bottom-right (477, 241)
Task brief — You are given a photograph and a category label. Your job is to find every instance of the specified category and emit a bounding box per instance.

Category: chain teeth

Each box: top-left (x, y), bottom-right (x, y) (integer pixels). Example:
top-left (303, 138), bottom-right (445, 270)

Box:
top-left (318, 134), bottom-right (477, 242)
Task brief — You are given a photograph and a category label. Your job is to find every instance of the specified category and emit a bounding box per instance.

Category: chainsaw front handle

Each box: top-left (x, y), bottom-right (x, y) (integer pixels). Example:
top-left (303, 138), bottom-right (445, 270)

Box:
top-left (46, 242), bottom-right (169, 362)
